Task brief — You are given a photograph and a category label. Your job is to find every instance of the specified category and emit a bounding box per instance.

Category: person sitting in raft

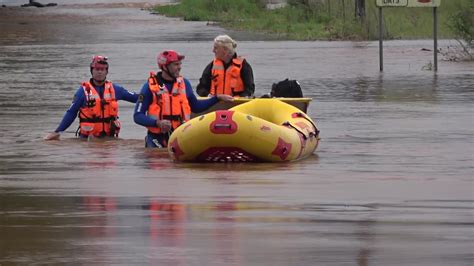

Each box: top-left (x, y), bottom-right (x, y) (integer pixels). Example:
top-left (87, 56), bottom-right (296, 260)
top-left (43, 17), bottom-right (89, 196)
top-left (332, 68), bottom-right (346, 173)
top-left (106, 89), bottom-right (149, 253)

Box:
top-left (196, 34), bottom-right (255, 98)
top-left (133, 50), bottom-right (234, 148)
top-left (44, 55), bottom-right (138, 140)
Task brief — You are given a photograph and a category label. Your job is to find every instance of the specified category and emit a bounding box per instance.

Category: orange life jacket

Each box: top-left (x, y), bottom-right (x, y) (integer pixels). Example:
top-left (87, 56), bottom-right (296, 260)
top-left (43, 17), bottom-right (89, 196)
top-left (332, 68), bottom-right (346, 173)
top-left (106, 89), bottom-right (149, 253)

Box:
top-left (210, 57), bottom-right (245, 96)
top-left (146, 72), bottom-right (191, 134)
top-left (78, 81), bottom-right (120, 137)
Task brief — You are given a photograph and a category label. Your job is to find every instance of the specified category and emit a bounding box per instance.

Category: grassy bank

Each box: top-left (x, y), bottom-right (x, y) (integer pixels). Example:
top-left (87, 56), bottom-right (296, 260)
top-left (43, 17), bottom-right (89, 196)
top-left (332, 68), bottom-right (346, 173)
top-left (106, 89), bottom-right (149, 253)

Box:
top-left (154, 0), bottom-right (472, 41)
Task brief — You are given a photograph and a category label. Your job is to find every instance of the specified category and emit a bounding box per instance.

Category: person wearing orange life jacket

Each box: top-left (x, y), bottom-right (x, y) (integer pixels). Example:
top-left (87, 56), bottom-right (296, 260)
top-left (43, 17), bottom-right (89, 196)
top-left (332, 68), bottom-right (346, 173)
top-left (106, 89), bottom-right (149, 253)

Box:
top-left (134, 50), bottom-right (234, 148)
top-left (44, 55), bottom-right (138, 140)
top-left (196, 35), bottom-right (255, 98)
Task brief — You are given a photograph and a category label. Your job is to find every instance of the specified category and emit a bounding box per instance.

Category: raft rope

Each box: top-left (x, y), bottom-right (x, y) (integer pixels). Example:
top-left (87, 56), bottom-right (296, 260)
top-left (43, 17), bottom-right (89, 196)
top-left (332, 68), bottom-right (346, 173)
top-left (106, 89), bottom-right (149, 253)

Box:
top-left (295, 112), bottom-right (320, 137)
top-left (282, 121), bottom-right (308, 140)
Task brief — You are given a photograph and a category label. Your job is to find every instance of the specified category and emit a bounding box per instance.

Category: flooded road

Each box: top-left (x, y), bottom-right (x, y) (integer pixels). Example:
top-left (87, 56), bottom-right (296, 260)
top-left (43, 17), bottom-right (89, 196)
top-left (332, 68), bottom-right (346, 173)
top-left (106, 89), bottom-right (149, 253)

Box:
top-left (1, 1), bottom-right (473, 265)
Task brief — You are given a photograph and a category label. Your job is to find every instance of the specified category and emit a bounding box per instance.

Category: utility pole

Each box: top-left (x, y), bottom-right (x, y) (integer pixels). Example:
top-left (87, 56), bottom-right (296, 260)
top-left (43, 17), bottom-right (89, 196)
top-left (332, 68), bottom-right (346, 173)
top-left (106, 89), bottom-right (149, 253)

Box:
top-left (342, 0), bottom-right (346, 23)
top-left (327, 0), bottom-right (331, 19)
top-left (355, 0), bottom-right (366, 18)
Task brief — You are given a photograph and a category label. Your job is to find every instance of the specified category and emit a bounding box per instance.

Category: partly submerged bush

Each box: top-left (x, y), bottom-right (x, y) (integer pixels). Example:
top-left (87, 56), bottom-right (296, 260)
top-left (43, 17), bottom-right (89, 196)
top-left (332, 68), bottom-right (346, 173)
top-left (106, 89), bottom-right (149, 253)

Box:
top-left (445, 6), bottom-right (473, 60)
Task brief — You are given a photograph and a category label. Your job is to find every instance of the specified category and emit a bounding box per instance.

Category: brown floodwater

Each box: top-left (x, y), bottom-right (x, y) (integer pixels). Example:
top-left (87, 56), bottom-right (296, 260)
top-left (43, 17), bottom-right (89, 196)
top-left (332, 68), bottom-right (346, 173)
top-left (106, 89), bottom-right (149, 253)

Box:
top-left (0, 2), bottom-right (473, 265)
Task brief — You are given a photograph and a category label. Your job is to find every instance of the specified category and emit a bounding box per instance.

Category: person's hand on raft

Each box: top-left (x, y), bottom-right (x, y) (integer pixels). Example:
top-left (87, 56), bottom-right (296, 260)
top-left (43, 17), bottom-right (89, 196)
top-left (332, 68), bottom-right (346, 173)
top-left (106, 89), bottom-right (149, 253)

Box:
top-left (216, 94), bottom-right (234, 102)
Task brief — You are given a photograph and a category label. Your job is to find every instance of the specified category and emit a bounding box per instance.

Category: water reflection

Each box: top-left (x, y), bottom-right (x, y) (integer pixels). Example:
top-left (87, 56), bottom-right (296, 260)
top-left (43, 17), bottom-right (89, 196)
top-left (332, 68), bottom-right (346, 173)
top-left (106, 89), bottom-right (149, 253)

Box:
top-left (355, 220), bottom-right (376, 266)
top-left (137, 149), bottom-right (174, 170)
top-left (4, 192), bottom-right (472, 265)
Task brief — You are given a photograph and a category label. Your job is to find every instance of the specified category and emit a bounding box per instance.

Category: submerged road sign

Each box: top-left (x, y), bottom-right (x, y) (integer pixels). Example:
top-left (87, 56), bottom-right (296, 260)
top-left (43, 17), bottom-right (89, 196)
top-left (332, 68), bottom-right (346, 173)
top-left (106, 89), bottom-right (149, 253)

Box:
top-left (407, 0), bottom-right (441, 7)
top-left (376, 0), bottom-right (440, 7)
top-left (376, 0), bottom-right (441, 71)
top-left (376, 0), bottom-right (408, 7)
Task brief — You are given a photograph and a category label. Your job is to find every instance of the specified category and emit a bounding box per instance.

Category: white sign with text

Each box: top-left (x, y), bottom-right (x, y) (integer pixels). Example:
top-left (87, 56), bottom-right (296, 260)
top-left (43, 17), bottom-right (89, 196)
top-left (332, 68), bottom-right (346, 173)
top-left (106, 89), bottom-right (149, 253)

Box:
top-left (376, 0), bottom-right (441, 7)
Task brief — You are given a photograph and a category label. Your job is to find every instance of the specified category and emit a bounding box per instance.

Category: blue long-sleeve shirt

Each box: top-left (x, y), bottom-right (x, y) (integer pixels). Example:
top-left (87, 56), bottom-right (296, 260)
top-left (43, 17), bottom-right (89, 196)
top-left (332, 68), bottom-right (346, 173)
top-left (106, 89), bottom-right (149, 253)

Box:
top-left (134, 75), bottom-right (218, 128)
top-left (54, 82), bottom-right (138, 132)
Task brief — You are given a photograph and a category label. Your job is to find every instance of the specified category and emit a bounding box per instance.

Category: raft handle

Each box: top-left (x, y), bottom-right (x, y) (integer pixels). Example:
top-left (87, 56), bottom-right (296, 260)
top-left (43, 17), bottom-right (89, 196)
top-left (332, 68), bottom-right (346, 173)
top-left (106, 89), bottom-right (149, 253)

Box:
top-left (214, 123), bottom-right (232, 130)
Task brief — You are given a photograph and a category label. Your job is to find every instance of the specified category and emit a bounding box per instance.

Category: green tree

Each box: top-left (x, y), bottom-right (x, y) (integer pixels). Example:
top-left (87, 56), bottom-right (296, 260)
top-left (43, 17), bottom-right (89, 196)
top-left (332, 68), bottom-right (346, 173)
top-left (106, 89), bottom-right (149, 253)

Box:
top-left (447, 4), bottom-right (473, 60)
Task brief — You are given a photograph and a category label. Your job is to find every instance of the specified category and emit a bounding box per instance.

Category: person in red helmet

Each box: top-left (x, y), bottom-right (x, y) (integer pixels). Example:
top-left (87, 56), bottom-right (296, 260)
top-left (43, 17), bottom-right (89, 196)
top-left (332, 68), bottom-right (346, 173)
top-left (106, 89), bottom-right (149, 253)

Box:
top-left (44, 55), bottom-right (138, 140)
top-left (134, 50), bottom-right (234, 148)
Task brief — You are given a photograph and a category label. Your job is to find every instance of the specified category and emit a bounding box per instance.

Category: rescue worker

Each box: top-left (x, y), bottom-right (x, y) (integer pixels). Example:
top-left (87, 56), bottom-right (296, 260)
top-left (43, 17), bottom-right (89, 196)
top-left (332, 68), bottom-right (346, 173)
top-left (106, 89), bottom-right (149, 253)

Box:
top-left (134, 50), bottom-right (234, 148)
top-left (44, 55), bottom-right (138, 140)
top-left (196, 34), bottom-right (255, 97)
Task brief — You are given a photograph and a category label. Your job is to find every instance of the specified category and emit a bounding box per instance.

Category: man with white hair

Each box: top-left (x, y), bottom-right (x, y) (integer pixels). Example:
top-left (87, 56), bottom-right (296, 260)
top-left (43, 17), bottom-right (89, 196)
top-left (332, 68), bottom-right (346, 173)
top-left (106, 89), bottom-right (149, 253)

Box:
top-left (196, 34), bottom-right (255, 97)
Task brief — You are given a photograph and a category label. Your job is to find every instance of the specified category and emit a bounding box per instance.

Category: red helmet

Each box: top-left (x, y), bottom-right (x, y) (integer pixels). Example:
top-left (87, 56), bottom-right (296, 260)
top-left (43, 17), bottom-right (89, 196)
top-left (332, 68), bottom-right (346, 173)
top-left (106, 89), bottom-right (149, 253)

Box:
top-left (157, 50), bottom-right (184, 69)
top-left (90, 55), bottom-right (108, 69)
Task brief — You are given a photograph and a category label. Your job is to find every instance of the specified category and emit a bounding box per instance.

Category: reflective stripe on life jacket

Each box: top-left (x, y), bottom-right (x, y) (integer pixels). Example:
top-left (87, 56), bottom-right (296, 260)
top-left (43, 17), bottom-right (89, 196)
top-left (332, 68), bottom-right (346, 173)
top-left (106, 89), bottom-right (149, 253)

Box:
top-left (78, 81), bottom-right (120, 137)
top-left (210, 57), bottom-right (244, 96)
top-left (146, 72), bottom-right (191, 134)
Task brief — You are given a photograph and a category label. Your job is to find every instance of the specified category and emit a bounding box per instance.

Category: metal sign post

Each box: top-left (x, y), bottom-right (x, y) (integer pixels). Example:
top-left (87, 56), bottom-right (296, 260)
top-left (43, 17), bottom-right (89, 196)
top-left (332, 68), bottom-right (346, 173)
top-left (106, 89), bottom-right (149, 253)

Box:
top-left (433, 6), bottom-right (438, 71)
top-left (375, 0), bottom-right (441, 71)
top-left (379, 7), bottom-right (383, 71)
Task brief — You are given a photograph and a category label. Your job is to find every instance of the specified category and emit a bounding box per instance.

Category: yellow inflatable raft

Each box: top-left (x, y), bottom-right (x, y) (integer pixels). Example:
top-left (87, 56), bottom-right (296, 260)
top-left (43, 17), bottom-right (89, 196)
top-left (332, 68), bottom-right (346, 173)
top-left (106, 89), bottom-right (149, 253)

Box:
top-left (168, 99), bottom-right (320, 162)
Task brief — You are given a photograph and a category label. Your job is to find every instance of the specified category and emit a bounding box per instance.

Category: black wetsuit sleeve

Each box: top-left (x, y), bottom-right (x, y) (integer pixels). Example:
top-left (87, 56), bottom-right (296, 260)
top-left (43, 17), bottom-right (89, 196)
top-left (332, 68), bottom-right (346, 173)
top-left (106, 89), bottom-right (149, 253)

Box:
top-left (196, 62), bottom-right (214, 97)
top-left (238, 59), bottom-right (255, 97)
